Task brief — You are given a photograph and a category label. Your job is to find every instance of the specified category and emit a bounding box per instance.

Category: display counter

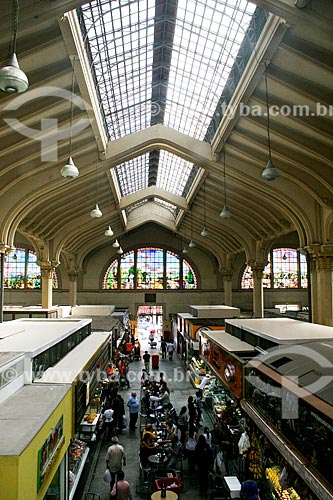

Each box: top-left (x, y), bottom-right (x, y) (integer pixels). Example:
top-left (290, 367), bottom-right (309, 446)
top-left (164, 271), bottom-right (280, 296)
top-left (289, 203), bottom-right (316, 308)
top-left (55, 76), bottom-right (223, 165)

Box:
top-left (188, 356), bottom-right (209, 388)
top-left (68, 439), bottom-right (89, 500)
top-left (79, 412), bottom-right (100, 441)
top-left (266, 466), bottom-right (300, 500)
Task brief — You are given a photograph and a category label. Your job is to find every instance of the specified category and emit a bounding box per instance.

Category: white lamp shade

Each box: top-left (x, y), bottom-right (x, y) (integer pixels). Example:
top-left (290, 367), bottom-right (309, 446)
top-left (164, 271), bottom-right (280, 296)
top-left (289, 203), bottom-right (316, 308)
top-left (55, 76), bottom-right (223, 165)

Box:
top-left (182, 247), bottom-right (188, 254)
top-left (0, 53), bottom-right (29, 94)
top-left (262, 159), bottom-right (280, 181)
top-left (112, 239), bottom-right (120, 248)
top-left (201, 226), bottom-right (209, 237)
top-left (105, 226), bottom-right (114, 237)
top-left (90, 204), bottom-right (102, 218)
top-left (117, 247), bottom-right (123, 254)
top-left (219, 205), bottom-right (231, 219)
top-left (61, 156), bottom-right (79, 178)
top-left (189, 240), bottom-right (196, 248)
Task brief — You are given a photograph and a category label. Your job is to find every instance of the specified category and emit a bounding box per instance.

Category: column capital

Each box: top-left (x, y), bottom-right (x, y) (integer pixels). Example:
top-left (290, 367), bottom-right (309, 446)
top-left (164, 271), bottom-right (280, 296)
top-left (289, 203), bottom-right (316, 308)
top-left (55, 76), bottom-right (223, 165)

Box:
top-left (247, 260), bottom-right (268, 273)
top-left (0, 244), bottom-right (13, 255)
top-left (68, 270), bottom-right (79, 282)
top-left (221, 271), bottom-right (233, 282)
top-left (304, 244), bottom-right (333, 258)
top-left (304, 245), bottom-right (333, 272)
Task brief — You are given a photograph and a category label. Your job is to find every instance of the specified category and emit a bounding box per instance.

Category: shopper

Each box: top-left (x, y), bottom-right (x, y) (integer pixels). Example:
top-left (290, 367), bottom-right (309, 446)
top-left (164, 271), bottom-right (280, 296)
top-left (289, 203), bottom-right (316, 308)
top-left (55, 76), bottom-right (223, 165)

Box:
top-left (240, 471), bottom-right (260, 500)
top-left (167, 342), bottom-right (174, 360)
top-left (110, 470), bottom-right (132, 499)
top-left (143, 350), bottom-right (150, 374)
top-left (103, 404), bottom-right (115, 440)
top-left (161, 339), bottom-right (167, 359)
top-left (127, 391), bottom-right (139, 430)
top-left (195, 434), bottom-right (213, 497)
top-left (188, 395), bottom-right (197, 431)
top-left (105, 436), bottom-right (126, 491)
top-left (177, 405), bottom-right (189, 444)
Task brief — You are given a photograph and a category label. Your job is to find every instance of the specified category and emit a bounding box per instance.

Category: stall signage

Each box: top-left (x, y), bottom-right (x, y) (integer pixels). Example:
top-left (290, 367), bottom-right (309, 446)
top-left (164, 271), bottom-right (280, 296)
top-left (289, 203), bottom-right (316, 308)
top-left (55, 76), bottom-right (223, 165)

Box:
top-left (202, 340), bottom-right (243, 398)
top-left (37, 416), bottom-right (64, 491)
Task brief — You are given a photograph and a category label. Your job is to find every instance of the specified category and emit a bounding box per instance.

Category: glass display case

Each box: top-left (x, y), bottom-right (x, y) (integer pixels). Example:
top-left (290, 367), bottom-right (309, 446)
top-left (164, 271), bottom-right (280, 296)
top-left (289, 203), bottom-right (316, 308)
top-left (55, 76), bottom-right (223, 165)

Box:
top-left (68, 439), bottom-right (89, 500)
top-left (188, 356), bottom-right (208, 388)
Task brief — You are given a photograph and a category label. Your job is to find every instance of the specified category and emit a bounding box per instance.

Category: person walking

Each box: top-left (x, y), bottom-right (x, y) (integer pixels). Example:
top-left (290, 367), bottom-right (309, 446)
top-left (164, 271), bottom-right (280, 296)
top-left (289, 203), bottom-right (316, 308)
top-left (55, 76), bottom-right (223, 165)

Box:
top-left (143, 350), bottom-right (150, 374)
top-left (167, 342), bottom-right (174, 360)
top-left (105, 436), bottom-right (126, 491)
top-left (127, 391), bottom-right (139, 430)
top-left (110, 470), bottom-right (132, 499)
top-left (161, 339), bottom-right (167, 360)
top-left (240, 471), bottom-right (260, 500)
top-left (177, 405), bottom-right (189, 444)
top-left (195, 434), bottom-right (213, 497)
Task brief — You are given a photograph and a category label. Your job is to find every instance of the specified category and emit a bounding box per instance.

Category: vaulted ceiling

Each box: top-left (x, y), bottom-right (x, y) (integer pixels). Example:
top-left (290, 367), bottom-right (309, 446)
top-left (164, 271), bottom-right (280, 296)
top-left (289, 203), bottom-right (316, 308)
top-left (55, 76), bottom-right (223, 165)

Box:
top-left (0, 0), bottom-right (332, 271)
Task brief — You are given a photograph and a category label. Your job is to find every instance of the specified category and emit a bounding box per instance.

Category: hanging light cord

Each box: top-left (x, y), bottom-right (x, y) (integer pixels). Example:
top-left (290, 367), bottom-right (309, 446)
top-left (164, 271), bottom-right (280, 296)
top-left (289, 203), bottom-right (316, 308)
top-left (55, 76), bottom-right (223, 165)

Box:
top-left (95, 144), bottom-right (99, 203)
top-left (12, 0), bottom-right (19, 55)
top-left (68, 59), bottom-right (76, 157)
top-left (203, 182), bottom-right (206, 224)
top-left (265, 63), bottom-right (272, 161)
top-left (223, 144), bottom-right (227, 207)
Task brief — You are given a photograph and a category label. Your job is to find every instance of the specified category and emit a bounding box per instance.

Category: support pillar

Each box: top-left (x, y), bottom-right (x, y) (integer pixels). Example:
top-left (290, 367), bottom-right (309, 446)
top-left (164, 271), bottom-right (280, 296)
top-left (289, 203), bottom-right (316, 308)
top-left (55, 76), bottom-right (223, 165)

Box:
top-left (68, 271), bottom-right (79, 308)
top-left (252, 266), bottom-right (265, 318)
top-left (40, 264), bottom-right (54, 309)
top-left (222, 272), bottom-right (233, 306)
top-left (306, 245), bottom-right (333, 325)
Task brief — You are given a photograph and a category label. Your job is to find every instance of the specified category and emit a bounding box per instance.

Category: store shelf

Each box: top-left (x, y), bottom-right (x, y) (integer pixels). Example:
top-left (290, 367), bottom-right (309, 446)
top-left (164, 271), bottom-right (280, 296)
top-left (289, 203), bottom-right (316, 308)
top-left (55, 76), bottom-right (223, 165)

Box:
top-left (69, 446), bottom-right (89, 500)
top-left (79, 413), bottom-right (100, 441)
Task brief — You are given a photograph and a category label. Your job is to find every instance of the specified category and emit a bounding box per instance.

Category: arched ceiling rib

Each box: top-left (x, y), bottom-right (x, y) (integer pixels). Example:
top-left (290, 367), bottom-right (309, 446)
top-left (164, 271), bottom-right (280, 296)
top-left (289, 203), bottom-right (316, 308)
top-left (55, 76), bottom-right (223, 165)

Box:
top-left (0, 0), bottom-right (332, 268)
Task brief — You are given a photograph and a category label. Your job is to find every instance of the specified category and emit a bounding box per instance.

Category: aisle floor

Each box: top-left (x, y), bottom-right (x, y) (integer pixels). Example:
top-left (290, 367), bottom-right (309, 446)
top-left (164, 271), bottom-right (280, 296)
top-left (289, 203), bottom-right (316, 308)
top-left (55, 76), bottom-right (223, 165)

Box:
top-left (74, 333), bottom-right (238, 500)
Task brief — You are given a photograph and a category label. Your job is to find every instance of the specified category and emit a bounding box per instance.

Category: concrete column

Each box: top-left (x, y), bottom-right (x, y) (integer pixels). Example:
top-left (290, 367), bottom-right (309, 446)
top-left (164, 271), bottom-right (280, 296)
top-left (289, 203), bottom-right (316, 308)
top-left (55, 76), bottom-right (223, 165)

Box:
top-left (68, 271), bottom-right (79, 308)
top-left (252, 267), bottom-right (264, 318)
top-left (40, 265), bottom-right (53, 309)
top-left (307, 247), bottom-right (333, 326)
top-left (222, 272), bottom-right (233, 306)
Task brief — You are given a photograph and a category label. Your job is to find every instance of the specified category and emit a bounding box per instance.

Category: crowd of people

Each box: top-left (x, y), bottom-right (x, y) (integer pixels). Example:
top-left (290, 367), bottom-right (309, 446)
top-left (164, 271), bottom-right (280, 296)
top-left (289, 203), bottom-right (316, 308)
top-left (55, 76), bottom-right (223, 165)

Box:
top-left (100, 331), bottom-right (244, 499)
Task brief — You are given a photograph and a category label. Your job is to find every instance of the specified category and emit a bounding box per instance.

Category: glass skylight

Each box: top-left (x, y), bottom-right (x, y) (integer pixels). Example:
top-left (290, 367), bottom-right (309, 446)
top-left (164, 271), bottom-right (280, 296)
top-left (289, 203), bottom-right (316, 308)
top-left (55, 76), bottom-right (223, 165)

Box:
top-left (78, 0), bottom-right (259, 209)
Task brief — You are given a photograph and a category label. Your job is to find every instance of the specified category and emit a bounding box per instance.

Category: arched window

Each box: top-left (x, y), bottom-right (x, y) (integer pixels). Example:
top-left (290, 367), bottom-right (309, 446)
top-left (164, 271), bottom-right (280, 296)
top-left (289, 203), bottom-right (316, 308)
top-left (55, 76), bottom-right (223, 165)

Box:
top-left (102, 247), bottom-right (198, 290)
top-left (241, 248), bottom-right (307, 289)
top-left (4, 248), bottom-right (59, 289)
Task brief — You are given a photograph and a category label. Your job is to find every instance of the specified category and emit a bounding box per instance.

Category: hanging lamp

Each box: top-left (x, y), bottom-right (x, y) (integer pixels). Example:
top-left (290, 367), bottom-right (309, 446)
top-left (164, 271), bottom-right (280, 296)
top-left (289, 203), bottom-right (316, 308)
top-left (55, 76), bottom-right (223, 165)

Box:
top-left (188, 208), bottom-right (196, 247)
top-left (0, 0), bottom-right (28, 94)
top-left (105, 226), bottom-right (114, 237)
top-left (112, 239), bottom-right (120, 248)
top-left (117, 247), bottom-right (123, 255)
top-left (261, 63), bottom-right (280, 181)
top-left (220, 144), bottom-right (231, 219)
top-left (201, 180), bottom-right (209, 237)
top-left (90, 143), bottom-right (103, 218)
top-left (61, 58), bottom-right (79, 178)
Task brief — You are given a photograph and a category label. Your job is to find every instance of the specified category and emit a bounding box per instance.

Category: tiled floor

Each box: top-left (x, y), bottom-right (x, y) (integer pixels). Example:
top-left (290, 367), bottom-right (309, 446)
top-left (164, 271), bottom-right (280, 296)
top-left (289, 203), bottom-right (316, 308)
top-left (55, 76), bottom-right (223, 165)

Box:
top-left (74, 332), bottom-right (236, 500)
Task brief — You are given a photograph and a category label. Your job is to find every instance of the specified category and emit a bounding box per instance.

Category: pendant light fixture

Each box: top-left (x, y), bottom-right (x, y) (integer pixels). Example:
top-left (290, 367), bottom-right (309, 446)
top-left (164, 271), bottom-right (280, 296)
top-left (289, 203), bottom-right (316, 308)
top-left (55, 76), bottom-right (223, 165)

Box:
top-left (105, 226), bottom-right (114, 237)
top-left (0, 0), bottom-right (29, 94)
top-left (201, 180), bottom-right (209, 237)
top-left (90, 143), bottom-right (102, 218)
top-left (112, 239), bottom-right (120, 248)
top-left (261, 63), bottom-right (280, 181)
top-left (189, 208), bottom-right (196, 248)
top-left (61, 57), bottom-right (79, 178)
top-left (220, 144), bottom-right (231, 219)
top-left (117, 246), bottom-right (123, 255)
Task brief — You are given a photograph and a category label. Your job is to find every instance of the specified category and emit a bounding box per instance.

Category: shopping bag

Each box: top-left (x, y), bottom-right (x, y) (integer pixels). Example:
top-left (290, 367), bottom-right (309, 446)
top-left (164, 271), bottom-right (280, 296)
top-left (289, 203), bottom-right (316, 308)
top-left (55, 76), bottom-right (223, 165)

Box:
top-left (122, 414), bottom-right (128, 429)
top-left (103, 468), bottom-right (111, 482)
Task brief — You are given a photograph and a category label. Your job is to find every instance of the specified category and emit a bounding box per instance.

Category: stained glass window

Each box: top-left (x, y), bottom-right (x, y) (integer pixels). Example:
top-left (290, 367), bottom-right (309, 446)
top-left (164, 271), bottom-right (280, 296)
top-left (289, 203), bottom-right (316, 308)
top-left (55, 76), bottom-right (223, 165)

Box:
top-left (241, 248), bottom-right (308, 289)
top-left (120, 251), bottom-right (135, 290)
top-left (103, 259), bottom-right (118, 290)
top-left (137, 248), bottom-right (164, 290)
top-left (166, 251), bottom-right (180, 289)
top-left (102, 248), bottom-right (197, 290)
top-left (183, 261), bottom-right (197, 289)
top-left (4, 248), bottom-right (58, 290)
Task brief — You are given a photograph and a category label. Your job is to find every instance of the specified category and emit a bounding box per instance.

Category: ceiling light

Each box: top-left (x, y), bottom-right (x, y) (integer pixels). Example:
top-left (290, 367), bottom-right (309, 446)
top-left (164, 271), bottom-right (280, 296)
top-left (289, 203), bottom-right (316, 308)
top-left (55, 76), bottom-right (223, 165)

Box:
top-left (220, 206), bottom-right (231, 219)
top-left (61, 57), bottom-right (79, 178)
top-left (201, 226), bottom-right (209, 237)
top-left (105, 226), bottom-right (114, 237)
top-left (261, 63), bottom-right (280, 181)
top-left (61, 156), bottom-right (79, 179)
top-left (0, 1), bottom-right (28, 94)
top-left (112, 239), bottom-right (120, 248)
top-left (90, 204), bottom-right (102, 218)
top-left (189, 240), bottom-right (196, 248)
top-left (117, 247), bottom-right (123, 254)
top-left (182, 246), bottom-right (188, 254)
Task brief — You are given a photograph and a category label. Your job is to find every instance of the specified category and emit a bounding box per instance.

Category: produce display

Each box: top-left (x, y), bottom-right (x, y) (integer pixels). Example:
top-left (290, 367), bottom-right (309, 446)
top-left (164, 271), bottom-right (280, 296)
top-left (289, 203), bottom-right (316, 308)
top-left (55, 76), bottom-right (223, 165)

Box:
top-left (266, 466), bottom-right (301, 500)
